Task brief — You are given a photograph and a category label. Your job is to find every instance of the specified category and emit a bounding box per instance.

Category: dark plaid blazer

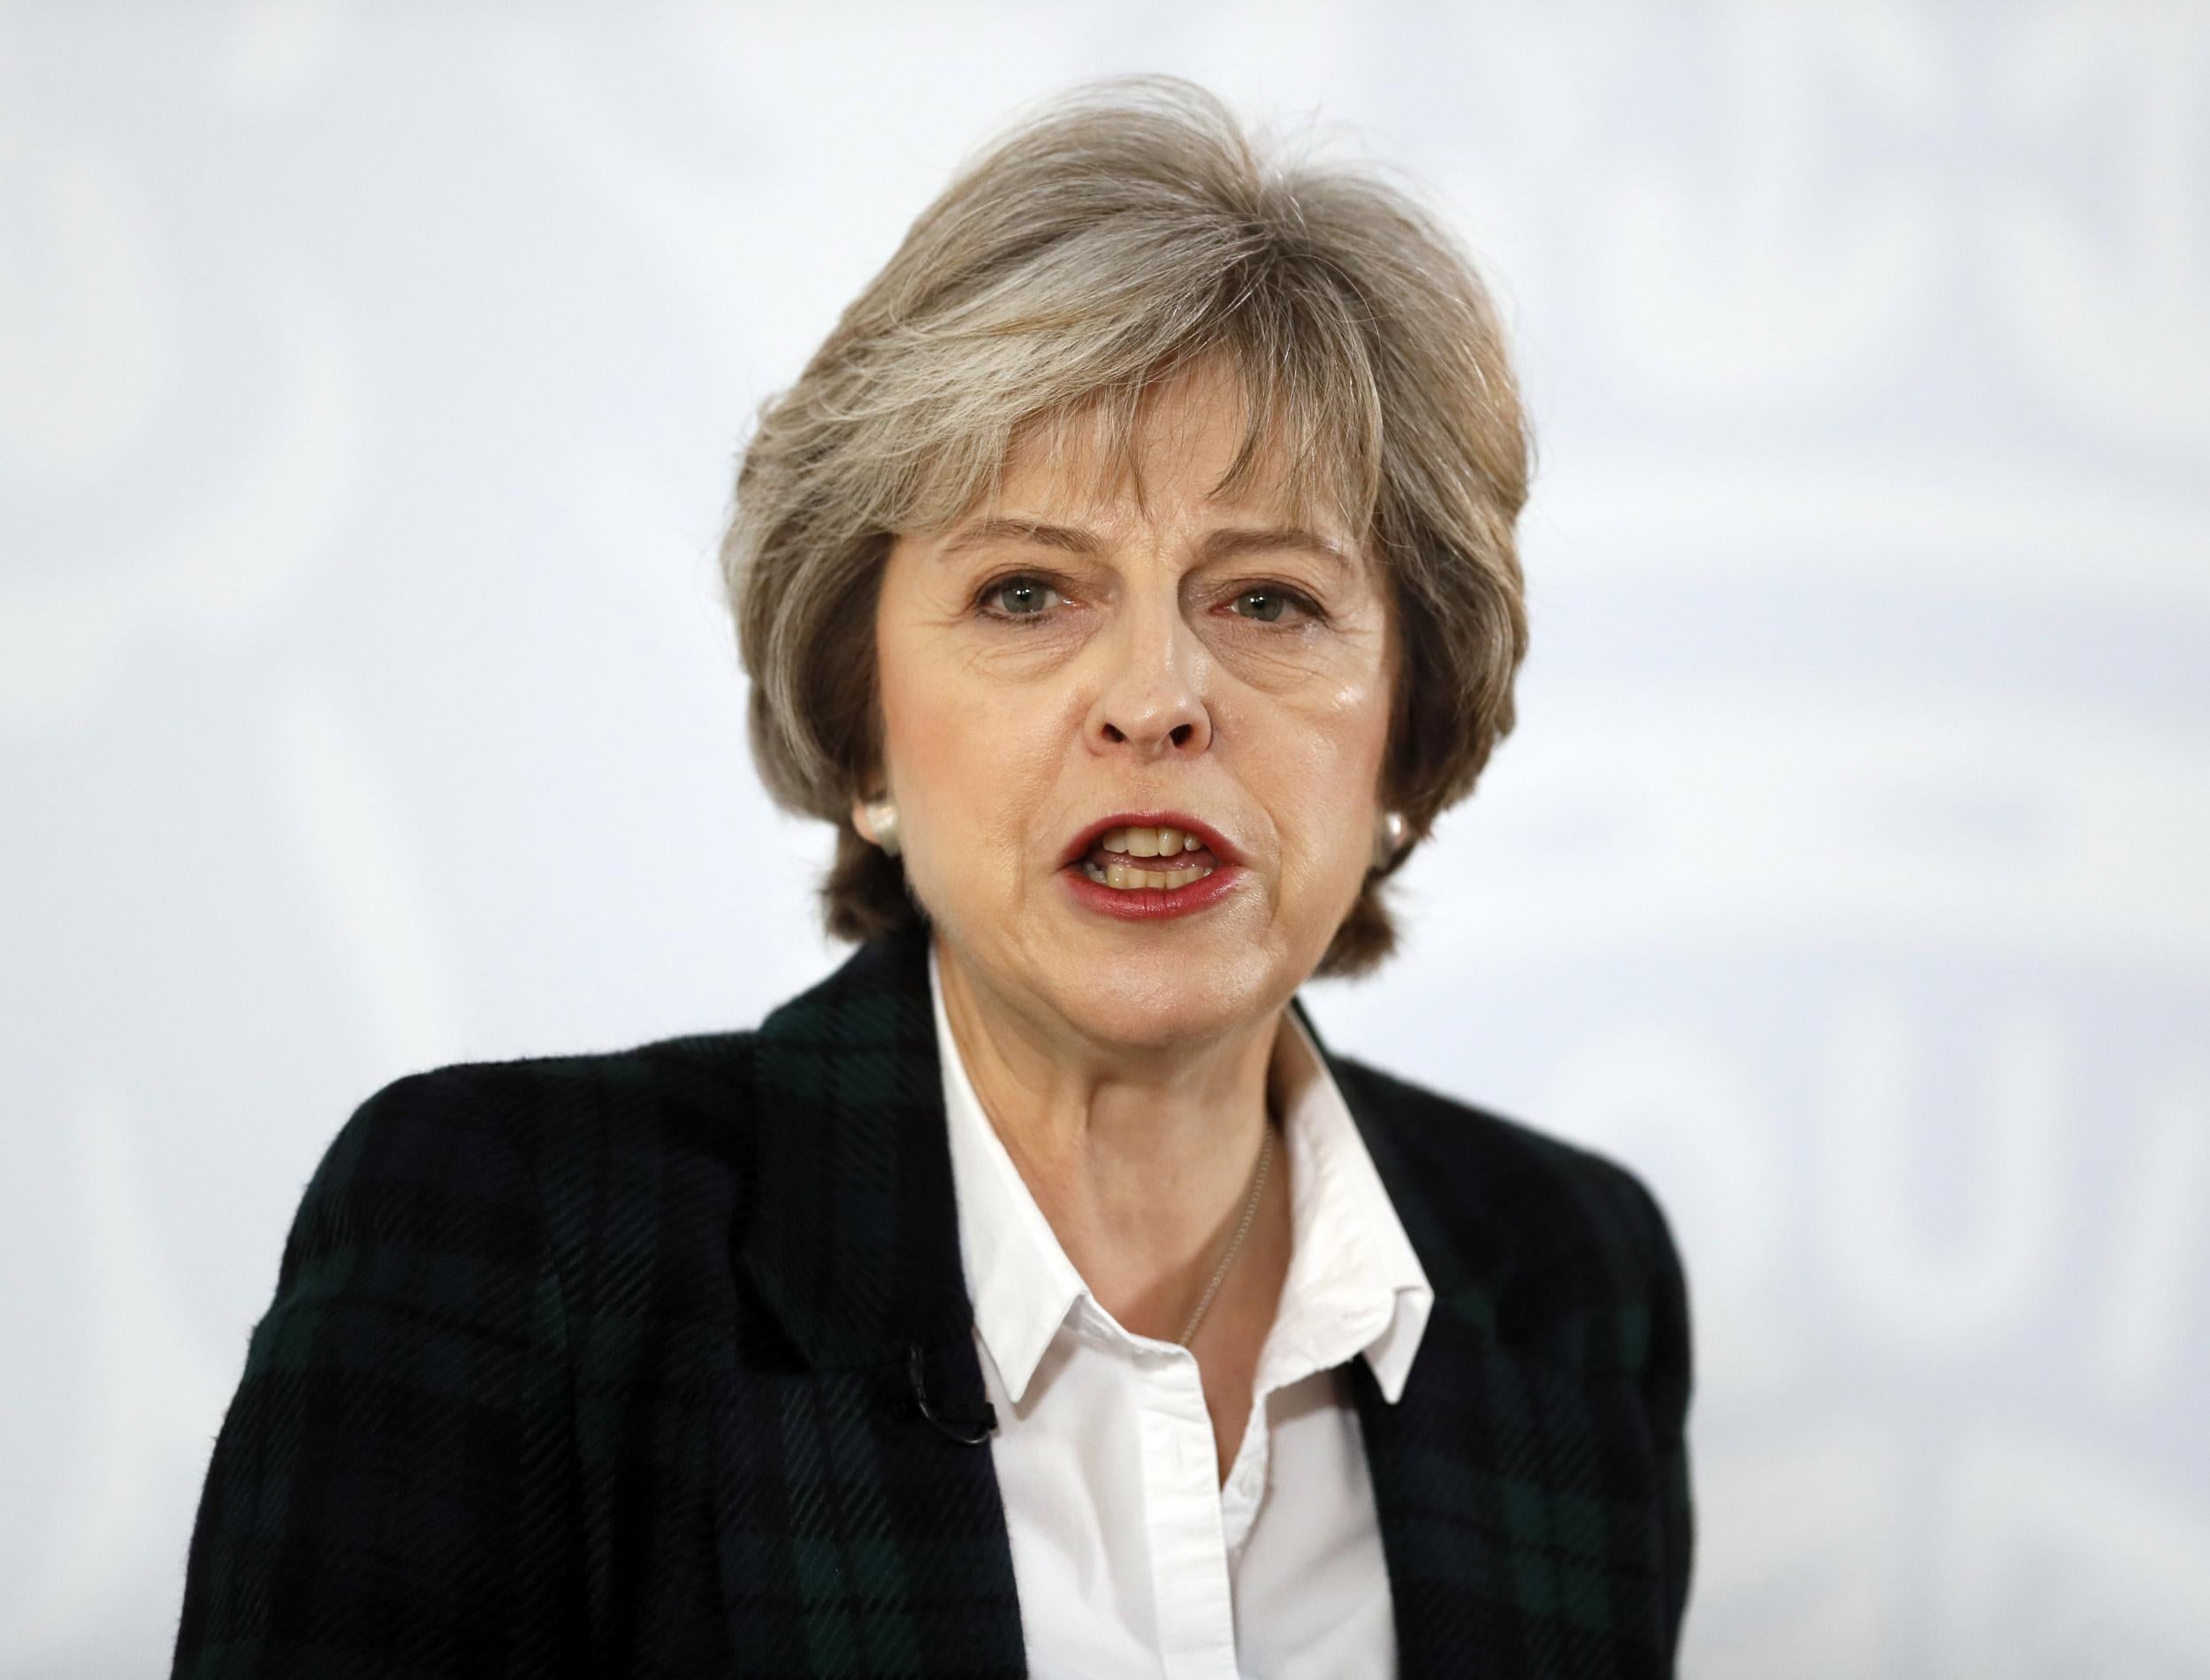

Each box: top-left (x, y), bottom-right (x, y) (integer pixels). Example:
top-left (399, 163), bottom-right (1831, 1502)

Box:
top-left (173, 921), bottom-right (1693, 1677)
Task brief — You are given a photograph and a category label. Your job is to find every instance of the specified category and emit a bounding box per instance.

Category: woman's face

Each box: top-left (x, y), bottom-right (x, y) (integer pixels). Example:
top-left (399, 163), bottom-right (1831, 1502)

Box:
top-left (868, 358), bottom-right (1398, 1051)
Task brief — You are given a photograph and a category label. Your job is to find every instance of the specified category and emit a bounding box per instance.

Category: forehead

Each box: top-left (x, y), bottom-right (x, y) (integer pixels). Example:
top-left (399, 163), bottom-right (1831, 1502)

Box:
top-left (964, 356), bottom-right (1360, 542)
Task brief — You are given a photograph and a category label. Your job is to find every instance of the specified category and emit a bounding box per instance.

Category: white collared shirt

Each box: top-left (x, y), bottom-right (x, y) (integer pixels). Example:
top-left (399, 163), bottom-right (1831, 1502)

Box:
top-left (928, 946), bottom-right (1436, 1678)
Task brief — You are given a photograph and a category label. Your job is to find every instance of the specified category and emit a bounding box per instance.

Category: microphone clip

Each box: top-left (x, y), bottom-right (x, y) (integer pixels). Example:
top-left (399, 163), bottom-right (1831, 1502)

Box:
top-left (908, 1344), bottom-right (997, 1446)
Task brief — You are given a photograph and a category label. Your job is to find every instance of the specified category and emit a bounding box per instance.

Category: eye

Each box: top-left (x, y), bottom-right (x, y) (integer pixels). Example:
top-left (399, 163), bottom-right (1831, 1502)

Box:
top-left (979, 574), bottom-right (1064, 620)
top-left (1228, 585), bottom-right (1318, 626)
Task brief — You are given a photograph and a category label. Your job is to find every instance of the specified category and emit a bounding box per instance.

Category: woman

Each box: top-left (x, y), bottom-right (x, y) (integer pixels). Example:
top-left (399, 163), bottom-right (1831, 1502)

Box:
top-left (173, 76), bottom-right (1691, 1678)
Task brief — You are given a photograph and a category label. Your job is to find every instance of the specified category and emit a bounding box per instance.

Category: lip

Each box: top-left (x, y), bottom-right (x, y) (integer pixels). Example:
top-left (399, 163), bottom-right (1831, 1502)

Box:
top-left (1056, 810), bottom-right (1245, 870)
top-left (1062, 861), bottom-right (1244, 921)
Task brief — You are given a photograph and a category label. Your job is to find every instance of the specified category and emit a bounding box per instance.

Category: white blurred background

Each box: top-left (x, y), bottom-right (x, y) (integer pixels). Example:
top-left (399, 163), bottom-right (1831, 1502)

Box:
top-left (4, 3), bottom-right (2207, 1675)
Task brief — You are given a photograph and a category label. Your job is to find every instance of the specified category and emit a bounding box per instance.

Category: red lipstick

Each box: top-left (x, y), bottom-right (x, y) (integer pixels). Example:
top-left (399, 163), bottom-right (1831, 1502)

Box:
top-left (1057, 811), bottom-right (1247, 922)
top-left (1057, 811), bottom-right (1243, 869)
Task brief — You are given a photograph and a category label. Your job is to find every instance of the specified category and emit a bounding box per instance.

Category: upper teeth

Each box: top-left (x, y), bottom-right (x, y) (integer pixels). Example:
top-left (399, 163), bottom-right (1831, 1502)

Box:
top-left (1100, 825), bottom-right (1205, 857)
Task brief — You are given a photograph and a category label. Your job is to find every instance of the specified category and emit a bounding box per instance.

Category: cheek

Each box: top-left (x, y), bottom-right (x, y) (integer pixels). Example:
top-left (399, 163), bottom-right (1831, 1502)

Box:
top-left (877, 630), bottom-right (1074, 878)
top-left (1232, 669), bottom-right (1394, 888)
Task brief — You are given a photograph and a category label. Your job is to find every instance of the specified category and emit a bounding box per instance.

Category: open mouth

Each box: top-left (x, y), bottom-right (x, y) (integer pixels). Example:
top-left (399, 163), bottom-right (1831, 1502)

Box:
top-left (1074, 823), bottom-right (1219, 892)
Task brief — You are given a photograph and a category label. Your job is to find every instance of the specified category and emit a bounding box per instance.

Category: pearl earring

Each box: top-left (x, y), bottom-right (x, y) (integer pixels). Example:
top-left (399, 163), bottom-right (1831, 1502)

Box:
top-left (862, 797), bottom-right (902, 857)
top-left (1372, 810), bottom-right (1407, 870)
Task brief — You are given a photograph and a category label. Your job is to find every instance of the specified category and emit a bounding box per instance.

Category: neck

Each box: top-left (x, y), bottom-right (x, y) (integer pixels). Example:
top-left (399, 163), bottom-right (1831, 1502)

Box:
top-left (934, 934), bottom-right (1293, 1342)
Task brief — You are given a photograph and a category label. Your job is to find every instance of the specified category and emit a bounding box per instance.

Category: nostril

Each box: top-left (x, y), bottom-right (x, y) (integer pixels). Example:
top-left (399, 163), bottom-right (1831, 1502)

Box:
top-left (1103, 723), bottom-right (1126, 743)
top-left (1170, 724), bottom-right (1193, 746)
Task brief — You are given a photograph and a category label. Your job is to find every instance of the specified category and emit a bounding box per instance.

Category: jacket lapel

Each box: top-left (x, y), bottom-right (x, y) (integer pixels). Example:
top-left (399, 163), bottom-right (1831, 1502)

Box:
top-left (721, 923), bottom-right (1025, 1676)
top-left (1289, 1000), bottom-right (1527, 1670)
top-left (1303, 1006), bottom-right (1673, 1676)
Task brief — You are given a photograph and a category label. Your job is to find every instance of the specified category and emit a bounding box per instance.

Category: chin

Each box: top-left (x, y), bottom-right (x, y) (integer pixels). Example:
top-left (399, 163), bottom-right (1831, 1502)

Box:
top-left (1045, 931), bottom-right (1285, 1050)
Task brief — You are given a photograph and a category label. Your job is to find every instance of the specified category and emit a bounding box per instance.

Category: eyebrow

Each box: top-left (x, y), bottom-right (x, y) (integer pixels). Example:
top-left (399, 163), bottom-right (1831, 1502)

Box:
top-left (937, 517), bottom-right (1353, 572)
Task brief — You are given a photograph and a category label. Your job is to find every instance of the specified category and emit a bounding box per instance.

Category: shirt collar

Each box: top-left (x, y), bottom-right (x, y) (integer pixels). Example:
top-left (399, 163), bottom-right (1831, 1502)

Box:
top-left (930, 941), bottom-right (1435, 1408)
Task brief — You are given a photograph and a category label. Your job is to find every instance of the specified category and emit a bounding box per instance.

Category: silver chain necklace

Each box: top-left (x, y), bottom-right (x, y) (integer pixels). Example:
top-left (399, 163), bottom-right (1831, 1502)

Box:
top-left (1175, 1121), bottom-right (1275, 1347)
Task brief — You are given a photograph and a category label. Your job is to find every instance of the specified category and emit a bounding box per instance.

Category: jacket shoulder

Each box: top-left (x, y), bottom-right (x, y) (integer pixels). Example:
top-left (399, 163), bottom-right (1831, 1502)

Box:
top-left (325, 1029), bottom-right (761, 1182)
top-left (1330, 1052), bottom-right (1688, 1376)
top-left (286, 1030), bottom-right (766, 1330)
top-left (360, 1028), bottom-right (759, 1134)
top-left (179, 1038), bottom-right (766, 1674)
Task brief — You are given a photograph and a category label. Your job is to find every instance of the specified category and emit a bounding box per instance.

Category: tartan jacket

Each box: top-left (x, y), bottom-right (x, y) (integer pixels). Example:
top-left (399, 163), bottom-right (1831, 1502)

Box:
top-left (172, 921), bottom-right (1693, 1677)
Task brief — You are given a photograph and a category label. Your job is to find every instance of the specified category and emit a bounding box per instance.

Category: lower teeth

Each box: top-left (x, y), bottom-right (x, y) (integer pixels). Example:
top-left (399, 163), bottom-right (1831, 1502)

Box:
top-left (1082, 861), bottom-right (1216, 892)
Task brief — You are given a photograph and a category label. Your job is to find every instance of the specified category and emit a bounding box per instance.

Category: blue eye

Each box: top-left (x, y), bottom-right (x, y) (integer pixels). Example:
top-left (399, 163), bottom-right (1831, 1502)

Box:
top-left (1232, 587), bottom-right (1316, 624)
top-left (983, 576), bottom-right (1062, 618)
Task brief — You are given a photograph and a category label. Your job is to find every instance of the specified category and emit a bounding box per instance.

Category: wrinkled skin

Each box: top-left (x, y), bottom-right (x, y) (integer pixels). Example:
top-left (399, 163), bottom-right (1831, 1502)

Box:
top-left (858, 356), bottom-right (1399, 1473)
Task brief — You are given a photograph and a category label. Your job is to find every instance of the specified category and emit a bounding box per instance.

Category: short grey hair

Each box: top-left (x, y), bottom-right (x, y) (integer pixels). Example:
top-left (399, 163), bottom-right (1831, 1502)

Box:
top-left (722, 73), bottom-right (1530, 976)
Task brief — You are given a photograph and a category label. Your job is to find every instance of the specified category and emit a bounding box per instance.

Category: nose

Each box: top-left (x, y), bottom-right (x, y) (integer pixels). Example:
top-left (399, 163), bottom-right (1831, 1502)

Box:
top-left (1084, 588), bottom-right (1213, 761)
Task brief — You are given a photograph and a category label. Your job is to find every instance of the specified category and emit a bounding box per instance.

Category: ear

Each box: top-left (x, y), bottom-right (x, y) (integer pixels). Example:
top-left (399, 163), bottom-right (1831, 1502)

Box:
top-left (850, 795), bottom-right (880, 846)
